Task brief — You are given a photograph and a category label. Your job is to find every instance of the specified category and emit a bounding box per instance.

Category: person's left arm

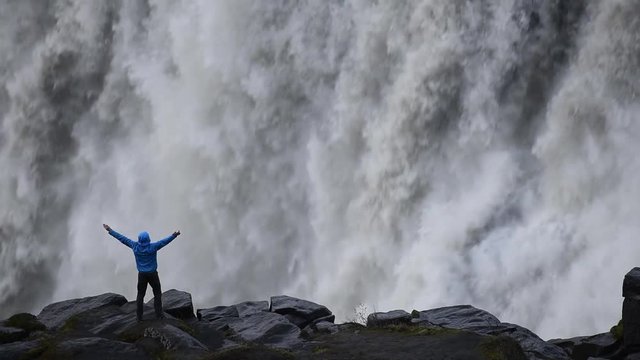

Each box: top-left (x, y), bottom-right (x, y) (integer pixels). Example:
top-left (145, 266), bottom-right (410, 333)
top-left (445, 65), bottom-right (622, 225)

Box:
top-left (152, 230), bottom-right (181, 251)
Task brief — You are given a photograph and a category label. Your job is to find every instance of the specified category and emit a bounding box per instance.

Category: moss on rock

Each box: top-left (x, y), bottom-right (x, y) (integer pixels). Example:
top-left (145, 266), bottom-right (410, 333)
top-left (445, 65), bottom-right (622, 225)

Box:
top-left (611, 318), bottom-right (623, 341)
top-left (479, 335), bottom-right (527, 360)
top-left (5, 313), bottom-right (46, 333)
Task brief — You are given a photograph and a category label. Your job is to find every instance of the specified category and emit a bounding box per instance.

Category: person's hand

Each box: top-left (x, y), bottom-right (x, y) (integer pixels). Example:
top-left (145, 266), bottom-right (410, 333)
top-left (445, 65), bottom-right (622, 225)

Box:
top-left (173, 230), bottom-right (181, 237)
top-left (103, 224), bottom-right (112, 232)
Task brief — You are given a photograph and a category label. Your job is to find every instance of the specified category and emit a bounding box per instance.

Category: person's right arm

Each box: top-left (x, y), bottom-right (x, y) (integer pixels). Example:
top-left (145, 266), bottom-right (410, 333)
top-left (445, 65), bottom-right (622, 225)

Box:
top-left (103, 224), bottom-right (135, 249)
top-left (152, 230), bottom-right (181, 251)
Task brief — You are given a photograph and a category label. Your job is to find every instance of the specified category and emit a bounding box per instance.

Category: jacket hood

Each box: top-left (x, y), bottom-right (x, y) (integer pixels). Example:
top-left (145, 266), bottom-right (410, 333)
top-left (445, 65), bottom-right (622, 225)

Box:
top-left (138, 231), bottom-right (150, 245)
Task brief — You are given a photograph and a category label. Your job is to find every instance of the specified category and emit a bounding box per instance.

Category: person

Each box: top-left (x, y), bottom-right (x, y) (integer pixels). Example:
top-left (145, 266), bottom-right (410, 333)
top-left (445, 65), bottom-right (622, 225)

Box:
top-left (103, 224), bottom-right (181, 321)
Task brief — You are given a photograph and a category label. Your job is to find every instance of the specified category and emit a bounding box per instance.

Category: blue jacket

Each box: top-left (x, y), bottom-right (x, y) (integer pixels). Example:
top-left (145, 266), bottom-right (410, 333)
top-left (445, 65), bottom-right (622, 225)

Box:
top-left (108, 230), bottom-right (177, 272)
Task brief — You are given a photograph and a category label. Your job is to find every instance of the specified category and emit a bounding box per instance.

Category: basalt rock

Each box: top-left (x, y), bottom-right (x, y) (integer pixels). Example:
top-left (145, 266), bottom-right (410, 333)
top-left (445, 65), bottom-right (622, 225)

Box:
top-left (147, 289), bottom-right (194, 320)
top-left (197, 305), bottom-right (239, 322)
top-left (228, 311), bottom-right (302, 348)
top-left (412, 305), bottom-right (568, 360)
top-left (53, 337), bottom-right (149, 360)
top-left (0, 339), bottom-right (43, 360)
top-left (142, 323), bottom-right (207, 352)
top-left (623, 268), bottom-right (640, 298)
top-left (411, 305), bottom-right (501, 328)
top-left (367, 309), bottom-right (412, 327)
top-left (0, 326), bottom-right (27, 344)
top-left (270, 295), bottom-right (333, 329)
top-left (37, 293), bottom-right (127, 330)
top-left (2, 313), bottom-right (46, 333)
top-left (235, 300), bottom-right (270, 317)
top-left (549, 332), bottom-right (620, 360)
top-left (3, 288), bottom-right (631, 359)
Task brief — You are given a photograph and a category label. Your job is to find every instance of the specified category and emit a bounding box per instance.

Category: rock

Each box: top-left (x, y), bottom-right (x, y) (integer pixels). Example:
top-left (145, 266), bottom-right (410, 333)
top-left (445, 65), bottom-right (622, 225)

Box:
top-left (187, 321), bottom-right (225, 350)
top-left (367, 310), bottom-right (412, 327)
top-left (147, 289), bottom-right (194, 320)
top-left (229, 311), bottom-right (301, 348)
top-left (624, 297), bottom-right (640, 349)
top-left (624, 268), bottom-right (640, 298)
top-left (0, 326), bottom-right (27, 344)
top-left (86, 304), bottom-right (141, 336)
top-left (473, 323), bottom-right (570, 360)
top-left (53, 337), bottom-right (149, 360)
top-left (411, 306), bottom-right (567, 360)
top-left (234, 300), bottom-right (269, 317)
top-left (143, 323), bottom-right (207, 352)
top-left (3, 313), bottom-right (46, 333)
top-left (197, 305), bottom-right (239, 322)
top-left (120, 300), bottom-right (174, 321)
top-left (549, 333), bottom-right (620, 360)
top-left (315, 321), bottom-right (339, 334)
top-left (302, 319), bottom-right (339, 337)
top-left (411, 305), bottom-right (501, 328)
top-left (196, 299), bottom-right (270, 328)
top-left (270, 295), bottom-right (332, 329)
top-left (205, 317), bottom-right (243, 332)
top-left (37, 293), bottom-right (127, 330)
top-left (0, 339), bottom-right (42, 360)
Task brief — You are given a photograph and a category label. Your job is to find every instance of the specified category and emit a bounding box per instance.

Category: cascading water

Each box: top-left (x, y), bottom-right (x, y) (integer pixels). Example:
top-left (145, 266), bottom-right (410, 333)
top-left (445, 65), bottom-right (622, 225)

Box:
top-left (1, 0), bottom-right (639, 339)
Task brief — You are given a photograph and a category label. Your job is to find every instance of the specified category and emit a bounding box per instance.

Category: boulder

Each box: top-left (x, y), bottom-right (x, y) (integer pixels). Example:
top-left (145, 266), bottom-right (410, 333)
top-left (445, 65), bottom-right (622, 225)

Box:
top-left (147, 289), bottom-right (194, 320)
top-left (302, 319), bottom-right (339, 337)
top-left (143, 323), bottom-right (207, 352)
top-left (197, 305), bottom-right (239, 322)
top-left (472, 323), bottom-right (569, 360)
top-left (624, 268), bottom-right (640, 298)
top-left (87, 305), bottom-right (141, 336)
top-left (367, 310), bottom-right (412, 327)
top-left (315, 321), bottom-right (340, 334)
top-left (229, 311), bottom-right (301, 348)
top-left (55, 301), bottom-right (171, 337)
top-left (235, 301), bottom-right (269, 317)
top-left (0, 339), bottom-right (43, 360)
top-left (549, 333), bottom-right (620, 360)
top-left (0, 326), bottom-right (27, 344)
top-left (624, 297), bottom-right (640, 349)
top-left (270, 295), bottom-right (332, 329)
top-left (53, 337), bottom-right (149, 360)
top-left (411, 306), bottom-right (568, 360)
top-left (187, 321), bottom-right (225, 350)
top-left (411, 305), bottom-right (501, 328)
top-left (3, 313), bottom-right (46, 333)
top-left (205, 316), bottom-right (243, 332)
top-left (37, 293), bottom-right (127, 330)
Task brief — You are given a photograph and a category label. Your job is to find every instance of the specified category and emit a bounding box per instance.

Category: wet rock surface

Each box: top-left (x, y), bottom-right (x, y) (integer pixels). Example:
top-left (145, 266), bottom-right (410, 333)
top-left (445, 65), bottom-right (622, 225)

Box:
top-left (0, 326), bottom-right (27, 344)
top-left (412, 305), bottom-right (568, 360)
top-left (37, 293), bottom-right (127, 330)
top-left (147, 289), bottom-right (194, 320)
top-left (270, 295), bottom-right (333, 329)
top-left (5, 286), bottom-right (640, 359)
top-left (367, 309), bottom-right (412, 327)
top-left (229, 311), bottom-right (302, 347)
top-left (550, 332), bottom-right (620, 360)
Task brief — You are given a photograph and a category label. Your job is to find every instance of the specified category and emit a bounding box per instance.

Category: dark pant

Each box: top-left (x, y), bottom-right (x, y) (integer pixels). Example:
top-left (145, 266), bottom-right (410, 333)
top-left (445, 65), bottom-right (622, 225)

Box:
top-left (137, 271), bottom-right (163, 320)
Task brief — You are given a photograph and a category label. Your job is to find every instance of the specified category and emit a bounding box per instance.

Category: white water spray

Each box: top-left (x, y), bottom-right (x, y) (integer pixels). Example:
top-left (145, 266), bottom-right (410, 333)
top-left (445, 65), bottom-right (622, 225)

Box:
top-left (1, 0), bottom-right (639, 339)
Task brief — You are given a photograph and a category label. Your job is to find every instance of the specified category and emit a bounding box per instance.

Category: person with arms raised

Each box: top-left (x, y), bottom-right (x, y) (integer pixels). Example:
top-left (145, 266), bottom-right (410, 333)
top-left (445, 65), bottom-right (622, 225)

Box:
top-left (103, 224), bottom-right (181, 321)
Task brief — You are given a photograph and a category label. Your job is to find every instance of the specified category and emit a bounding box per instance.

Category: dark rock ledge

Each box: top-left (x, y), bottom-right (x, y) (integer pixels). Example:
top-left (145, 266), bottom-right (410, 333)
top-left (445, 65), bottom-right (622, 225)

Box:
top-left (3, 269), bottom-right (640, 360)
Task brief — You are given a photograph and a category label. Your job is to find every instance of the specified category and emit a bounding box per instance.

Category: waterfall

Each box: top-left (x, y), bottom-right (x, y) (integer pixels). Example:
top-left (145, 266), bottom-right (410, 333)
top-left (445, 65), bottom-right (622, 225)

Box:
top-left (2, 0), bottom-right (639, 338)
